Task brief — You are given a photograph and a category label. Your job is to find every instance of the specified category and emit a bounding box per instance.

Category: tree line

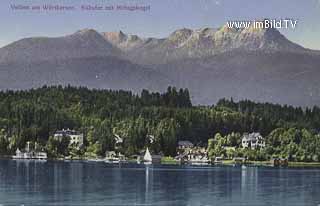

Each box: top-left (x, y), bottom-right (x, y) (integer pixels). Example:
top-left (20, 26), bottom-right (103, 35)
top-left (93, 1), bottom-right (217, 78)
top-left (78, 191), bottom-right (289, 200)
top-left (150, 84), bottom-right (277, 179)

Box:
top-left (0, 86), bottom-right (319, 161)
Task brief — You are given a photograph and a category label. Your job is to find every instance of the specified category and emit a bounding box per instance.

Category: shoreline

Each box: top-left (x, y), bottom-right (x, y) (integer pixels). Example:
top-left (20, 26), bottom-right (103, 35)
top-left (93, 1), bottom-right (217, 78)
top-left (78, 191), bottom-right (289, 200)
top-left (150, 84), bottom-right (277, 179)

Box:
top-left (221, 160), bottom-right (320, 168)
top-left (3, 156), bottom-right (320, 168)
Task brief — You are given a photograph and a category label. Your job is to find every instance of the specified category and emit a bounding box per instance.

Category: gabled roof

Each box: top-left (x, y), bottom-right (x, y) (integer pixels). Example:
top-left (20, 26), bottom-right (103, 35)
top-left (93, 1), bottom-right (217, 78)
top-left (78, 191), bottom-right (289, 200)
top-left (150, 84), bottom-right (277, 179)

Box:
top-left (54, 128), bottom-right (81, 136)
top-left (242, 132), bottom-right (263, 141)
top-left (147, 135), bottom-right (155, 143)
top-left (114, 134), bottom-right (123, 144)
top-left (178, 140), bottom-right (194, 147)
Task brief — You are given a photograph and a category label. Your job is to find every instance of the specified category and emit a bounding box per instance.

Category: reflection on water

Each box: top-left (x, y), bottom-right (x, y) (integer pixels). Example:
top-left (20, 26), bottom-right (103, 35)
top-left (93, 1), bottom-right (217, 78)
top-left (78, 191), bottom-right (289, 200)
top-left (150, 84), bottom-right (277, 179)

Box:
top-left (0, 160), bottom-right (320, 205)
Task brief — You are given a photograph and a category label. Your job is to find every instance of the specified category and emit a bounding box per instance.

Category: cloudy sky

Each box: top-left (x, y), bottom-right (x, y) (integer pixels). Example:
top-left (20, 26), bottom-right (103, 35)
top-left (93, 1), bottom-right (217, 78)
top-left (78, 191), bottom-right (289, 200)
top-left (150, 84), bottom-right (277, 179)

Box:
top-left (0, 0), bottom-right (319, 49)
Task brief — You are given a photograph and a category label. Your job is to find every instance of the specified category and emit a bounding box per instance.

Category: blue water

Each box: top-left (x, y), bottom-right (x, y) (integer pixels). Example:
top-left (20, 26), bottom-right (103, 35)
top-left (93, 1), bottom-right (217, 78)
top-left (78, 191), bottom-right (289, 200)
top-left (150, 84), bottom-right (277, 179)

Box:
top-left (0, 160), bottom-right (320, 206)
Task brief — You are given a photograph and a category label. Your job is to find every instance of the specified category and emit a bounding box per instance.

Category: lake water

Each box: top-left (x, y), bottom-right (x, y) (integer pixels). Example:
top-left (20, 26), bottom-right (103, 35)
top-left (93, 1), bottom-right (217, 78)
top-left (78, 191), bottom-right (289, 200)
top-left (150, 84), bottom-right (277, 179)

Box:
top-left (0, 160), bottom-right (320, 206)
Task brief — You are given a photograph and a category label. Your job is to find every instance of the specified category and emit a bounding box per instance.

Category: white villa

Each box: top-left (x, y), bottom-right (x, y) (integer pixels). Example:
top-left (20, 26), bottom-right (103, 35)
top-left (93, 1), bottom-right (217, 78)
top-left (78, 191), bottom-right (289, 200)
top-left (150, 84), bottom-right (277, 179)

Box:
top-left (241, 132), bottom-right (265, 149)
top-left (54, 129), bottom-right (84, 146)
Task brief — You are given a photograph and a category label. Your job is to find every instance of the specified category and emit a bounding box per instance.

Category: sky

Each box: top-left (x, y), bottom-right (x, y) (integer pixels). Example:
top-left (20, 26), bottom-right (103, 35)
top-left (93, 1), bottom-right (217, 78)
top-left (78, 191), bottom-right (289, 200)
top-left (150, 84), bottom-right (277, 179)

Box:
top-left (0, 0), bottom-right (320, 49)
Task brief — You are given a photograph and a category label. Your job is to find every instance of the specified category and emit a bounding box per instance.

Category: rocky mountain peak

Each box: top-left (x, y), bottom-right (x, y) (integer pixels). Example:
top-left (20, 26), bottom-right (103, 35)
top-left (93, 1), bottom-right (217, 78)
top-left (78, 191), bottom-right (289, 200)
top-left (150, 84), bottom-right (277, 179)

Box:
top-left (240, 23), bottom-right (281, 37)
top-left (102, 31), bottom-right (127, 44)
top-left (195, 27), bottom-right (217, 37)
top-left (168, 28), bottom-right (193, 41)
top-left (218, 24), bottom-right (239, 33)
top-left (237, 24), bottom-right (304, 51)
top-left (72, 28), bottom-right (103, 38)
top-left (127, 34), bottom-right (141, 42)
top-left (75, 28), bottom-right (98, 34)
top-left (101, 31), bottom-right (146, 51)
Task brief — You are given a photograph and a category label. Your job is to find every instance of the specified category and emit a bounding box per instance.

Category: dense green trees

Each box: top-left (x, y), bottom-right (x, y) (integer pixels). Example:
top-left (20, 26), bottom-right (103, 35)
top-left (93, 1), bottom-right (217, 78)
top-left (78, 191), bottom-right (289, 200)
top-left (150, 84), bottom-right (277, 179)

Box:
top-left (155, 118), bottom-right (180, 156)
top-left (46, 136), bottom-right (70, 157)
top-left (207, 133), bottom-right (226, 158)
top-left (207, 128), bottom-right (320, 162)
top-left (266, 128), bottom-right (320, 161)
top-left (0, 86), bottom-right (319, 161)
top-left (217, 98), bottom-right (320, 135)
top-left (0, 129), bottom-right (9, 155)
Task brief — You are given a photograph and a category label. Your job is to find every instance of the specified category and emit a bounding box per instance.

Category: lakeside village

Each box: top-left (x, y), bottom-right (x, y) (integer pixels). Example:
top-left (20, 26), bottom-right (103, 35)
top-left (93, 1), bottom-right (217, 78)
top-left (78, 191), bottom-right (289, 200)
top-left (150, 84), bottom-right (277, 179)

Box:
top-left (11, 128), bottom-right (288, 167)
top-left (2, 86), bottom-right (320, 168)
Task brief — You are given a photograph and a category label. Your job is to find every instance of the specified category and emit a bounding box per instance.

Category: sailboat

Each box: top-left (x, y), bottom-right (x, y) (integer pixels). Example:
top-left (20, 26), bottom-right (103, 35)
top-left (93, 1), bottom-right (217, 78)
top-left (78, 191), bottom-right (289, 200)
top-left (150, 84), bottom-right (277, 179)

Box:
top-left (144, 148), bottom-right (152, 165)
top-left (143, 148), bottom-right (162, 164)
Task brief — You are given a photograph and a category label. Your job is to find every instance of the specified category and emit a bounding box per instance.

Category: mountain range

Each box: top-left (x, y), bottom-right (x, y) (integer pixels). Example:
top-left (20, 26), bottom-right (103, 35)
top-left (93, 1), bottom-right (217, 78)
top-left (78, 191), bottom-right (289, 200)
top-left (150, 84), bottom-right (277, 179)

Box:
top-left (0, 23), bottom-right (319, 106)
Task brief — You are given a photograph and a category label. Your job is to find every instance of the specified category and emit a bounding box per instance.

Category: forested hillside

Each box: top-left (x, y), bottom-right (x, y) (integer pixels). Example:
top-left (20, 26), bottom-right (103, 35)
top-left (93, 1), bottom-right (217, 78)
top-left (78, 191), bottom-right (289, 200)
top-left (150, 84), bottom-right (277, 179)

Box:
top-left (0, 86), bottom-right (319, 161)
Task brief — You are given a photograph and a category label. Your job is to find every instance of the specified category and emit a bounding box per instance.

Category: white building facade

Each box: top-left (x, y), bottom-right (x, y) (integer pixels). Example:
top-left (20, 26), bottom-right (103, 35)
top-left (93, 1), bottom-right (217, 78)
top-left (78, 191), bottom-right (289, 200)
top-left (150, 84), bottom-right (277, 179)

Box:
top-left (242, 132), bottom-right (265, 149)
top-left (54, 129), bottom-right (84, 146)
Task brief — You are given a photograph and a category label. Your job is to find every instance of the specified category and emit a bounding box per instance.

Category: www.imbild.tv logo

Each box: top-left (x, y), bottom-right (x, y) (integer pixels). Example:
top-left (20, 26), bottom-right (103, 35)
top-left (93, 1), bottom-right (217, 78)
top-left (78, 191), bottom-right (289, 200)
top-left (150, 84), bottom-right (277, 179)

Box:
top-left (227, 19), bottom-right (298, 29)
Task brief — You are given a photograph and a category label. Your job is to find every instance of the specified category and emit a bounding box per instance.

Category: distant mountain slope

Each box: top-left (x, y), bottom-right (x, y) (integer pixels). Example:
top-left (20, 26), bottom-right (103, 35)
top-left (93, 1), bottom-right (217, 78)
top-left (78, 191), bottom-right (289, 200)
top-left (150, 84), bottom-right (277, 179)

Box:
top-left (0, 29), bottom-right (121, 64)
top-left (155, 50), bottom-right (320, 106)
top-left (0, 56), bottom-right (172, 92)
top-left (0, 25), bottom-right (320, 107)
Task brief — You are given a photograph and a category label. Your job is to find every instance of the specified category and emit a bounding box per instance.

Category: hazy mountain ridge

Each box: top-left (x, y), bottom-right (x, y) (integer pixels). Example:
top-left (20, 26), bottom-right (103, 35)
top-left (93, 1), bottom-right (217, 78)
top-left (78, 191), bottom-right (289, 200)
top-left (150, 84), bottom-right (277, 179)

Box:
top-left (0, 24), bottom-right (319, 106)
top-left (154, 50), bottom-right (320, 106)
top-left (0, 29), bottom-right (121, 64)
top-left (0, 25), bottom-right (311, 65)
top-left (101, 24), bottom-right (309, 64)
top-left (0, 56), bottom-right (172, 92)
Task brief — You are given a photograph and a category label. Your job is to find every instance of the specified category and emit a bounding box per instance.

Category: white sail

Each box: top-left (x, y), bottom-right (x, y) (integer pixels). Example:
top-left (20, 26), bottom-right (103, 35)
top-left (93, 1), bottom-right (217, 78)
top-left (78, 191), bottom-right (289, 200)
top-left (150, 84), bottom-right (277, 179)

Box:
top-left (144, 148), bottom-right (152, 162)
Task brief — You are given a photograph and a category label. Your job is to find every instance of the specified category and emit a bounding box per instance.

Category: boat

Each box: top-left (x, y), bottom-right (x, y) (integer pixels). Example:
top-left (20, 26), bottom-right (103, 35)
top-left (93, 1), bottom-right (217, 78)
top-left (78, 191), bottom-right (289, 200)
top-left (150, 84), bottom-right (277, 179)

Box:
top-left (12, 142), bottom-right (47, 160)
top-left (143, 148), bottom-right (162, 164)
top-left (188, 155), bottom-right (210, 165)
top-left (214, 156), bottom-right (223, 165)
top-left (12, 150), bottom-right (47, 160)
top-left (105, 151), bottom-right (126, 164)
top-left (189, 159), bottom-right (210, 165)
top-left (105, 157), bottom-right (120, 164)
